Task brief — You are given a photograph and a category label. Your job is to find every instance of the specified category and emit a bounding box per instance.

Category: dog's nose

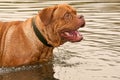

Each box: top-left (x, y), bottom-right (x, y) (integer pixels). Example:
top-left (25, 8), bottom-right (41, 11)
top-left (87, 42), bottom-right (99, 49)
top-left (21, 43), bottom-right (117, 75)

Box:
top-left (78, 15), bottom-right (84, 19)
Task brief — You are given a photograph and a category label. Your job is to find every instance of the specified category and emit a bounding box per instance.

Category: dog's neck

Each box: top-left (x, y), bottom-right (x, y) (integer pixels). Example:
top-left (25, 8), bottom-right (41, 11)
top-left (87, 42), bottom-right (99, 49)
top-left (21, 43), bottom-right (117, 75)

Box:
top-left (21, 18), bottom-right (54, 63)
top-left (32, 17), bottom-right (53, 47)
top-left (35, 14), bottom-right (63, 47)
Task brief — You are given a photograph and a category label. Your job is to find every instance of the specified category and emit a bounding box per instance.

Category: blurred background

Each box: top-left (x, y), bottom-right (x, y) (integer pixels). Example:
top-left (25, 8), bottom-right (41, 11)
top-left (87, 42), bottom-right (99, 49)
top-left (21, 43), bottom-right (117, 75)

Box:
top-left (0, 0), bottom-right (120, 80)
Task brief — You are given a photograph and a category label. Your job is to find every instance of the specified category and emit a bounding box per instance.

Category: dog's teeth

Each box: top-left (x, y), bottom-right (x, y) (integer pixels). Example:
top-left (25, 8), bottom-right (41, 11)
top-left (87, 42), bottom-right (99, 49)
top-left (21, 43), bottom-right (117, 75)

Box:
top-left (64, 32), bottom-right (70, 35)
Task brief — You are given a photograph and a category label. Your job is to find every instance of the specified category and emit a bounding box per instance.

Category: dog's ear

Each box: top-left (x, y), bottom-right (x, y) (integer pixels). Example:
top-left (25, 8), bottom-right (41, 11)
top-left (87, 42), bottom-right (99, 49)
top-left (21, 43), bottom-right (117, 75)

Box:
top-left (39, 6), bottom-right (57, 26)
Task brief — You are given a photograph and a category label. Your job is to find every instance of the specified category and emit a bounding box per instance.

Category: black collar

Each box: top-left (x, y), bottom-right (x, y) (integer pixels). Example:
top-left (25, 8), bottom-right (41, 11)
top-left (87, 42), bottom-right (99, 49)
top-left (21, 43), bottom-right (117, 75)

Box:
top-left (32, 18), bottom-right (53, 47)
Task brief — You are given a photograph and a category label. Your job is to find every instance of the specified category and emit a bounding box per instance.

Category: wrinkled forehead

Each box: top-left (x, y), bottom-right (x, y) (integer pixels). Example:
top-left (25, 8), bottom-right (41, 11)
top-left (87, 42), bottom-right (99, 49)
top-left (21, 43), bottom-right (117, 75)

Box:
top-left (57, 4), bottom-right (76, 14)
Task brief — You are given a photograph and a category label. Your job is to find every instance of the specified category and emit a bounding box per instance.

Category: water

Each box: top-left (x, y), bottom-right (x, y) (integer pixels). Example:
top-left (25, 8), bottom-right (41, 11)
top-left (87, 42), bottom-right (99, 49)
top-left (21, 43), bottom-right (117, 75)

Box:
top-left (0, 0), bottom-right (120, 80)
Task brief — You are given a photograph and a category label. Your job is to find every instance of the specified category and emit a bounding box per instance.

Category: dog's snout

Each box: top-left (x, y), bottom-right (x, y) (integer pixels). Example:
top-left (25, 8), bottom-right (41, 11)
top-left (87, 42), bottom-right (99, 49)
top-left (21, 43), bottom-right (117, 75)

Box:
top-left (78, 15), bottom-right (84, 19)
top-left (77, 15), bottom-right (85, 28)
top-left (80, 15), bottom-right (84, 18)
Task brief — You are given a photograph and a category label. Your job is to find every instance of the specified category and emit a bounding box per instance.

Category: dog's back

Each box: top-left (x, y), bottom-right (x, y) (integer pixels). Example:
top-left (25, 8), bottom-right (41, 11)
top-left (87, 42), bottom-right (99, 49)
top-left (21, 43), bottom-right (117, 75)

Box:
top-left (0, 21), bottom-right (22, 46)
top-left (0, 21), bottom-right (22, 65)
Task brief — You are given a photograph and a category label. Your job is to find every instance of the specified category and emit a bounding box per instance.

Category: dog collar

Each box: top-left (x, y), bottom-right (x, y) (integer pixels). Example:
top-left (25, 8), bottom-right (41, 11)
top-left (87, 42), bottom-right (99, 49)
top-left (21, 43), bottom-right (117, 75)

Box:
top-left (32, 18), bottom-right (53, 47)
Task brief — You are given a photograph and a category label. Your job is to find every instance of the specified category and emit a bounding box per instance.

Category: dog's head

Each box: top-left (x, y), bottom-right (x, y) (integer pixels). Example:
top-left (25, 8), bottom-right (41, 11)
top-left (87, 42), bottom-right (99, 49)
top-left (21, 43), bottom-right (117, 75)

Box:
top-left (38, 4), bottom-right (85, 47)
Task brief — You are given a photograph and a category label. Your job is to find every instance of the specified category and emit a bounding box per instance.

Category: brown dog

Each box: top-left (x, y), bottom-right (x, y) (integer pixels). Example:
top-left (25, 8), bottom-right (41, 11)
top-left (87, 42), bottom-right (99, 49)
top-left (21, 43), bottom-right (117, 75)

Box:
top-left (0, 4), bottom-right (85, 67)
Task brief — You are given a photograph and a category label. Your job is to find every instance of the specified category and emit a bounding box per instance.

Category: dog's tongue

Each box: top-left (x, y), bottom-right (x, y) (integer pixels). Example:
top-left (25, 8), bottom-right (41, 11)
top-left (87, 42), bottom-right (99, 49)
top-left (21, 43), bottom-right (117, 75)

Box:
top-left (61, 30), bottom-right (83, 42)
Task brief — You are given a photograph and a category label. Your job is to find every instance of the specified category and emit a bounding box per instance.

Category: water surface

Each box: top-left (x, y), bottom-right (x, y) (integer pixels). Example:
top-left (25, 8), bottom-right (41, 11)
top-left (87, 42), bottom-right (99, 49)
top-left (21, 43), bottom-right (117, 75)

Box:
top-left (0, 0), bottom-right (120, 80)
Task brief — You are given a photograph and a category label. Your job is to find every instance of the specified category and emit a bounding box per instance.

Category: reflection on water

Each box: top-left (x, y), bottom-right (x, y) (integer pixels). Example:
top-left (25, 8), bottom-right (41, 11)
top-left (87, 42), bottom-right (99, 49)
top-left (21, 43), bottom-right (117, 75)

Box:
top-left (0, 0), bottom-right (120, 80)
top-left (0, 63), bottom-right (58, 80)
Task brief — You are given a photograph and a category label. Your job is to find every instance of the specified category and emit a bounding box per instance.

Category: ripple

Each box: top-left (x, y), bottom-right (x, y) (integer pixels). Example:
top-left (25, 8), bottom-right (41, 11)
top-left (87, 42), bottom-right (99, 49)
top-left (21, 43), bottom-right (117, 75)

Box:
top-left (99, 58), bottom-right (111, 62)
top-left (86, 68), bottom-right (102, 71)
top-left (0, 1), bottom-right (120, 80)
top-left (112, 76), bottom-right (120, 79)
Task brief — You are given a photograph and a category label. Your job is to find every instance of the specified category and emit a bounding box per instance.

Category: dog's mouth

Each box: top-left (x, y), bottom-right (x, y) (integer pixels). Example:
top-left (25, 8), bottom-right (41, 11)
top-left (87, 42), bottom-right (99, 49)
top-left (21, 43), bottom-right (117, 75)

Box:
top-left (61, 30), bottom-right (83, 42)
top-left (60, 15), bottom-right (85, 42)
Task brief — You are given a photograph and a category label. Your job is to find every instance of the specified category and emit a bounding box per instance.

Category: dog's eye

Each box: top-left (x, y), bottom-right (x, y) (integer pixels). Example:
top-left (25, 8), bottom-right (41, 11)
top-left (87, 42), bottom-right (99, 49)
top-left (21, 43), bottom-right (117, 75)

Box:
top-left (64, 13), bottom-right (72, 20)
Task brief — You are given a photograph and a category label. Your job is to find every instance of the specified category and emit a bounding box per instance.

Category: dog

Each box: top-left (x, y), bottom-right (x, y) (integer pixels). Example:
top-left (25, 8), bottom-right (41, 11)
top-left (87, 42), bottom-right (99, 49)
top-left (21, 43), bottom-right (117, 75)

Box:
top-left (0, 4), bottom-right (85, 67)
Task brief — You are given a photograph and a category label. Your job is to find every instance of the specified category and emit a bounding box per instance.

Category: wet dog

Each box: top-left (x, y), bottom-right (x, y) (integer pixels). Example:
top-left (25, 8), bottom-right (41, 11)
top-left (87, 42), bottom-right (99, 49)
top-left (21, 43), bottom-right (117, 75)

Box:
top-left (0, 4), bottom-right (85, 67)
